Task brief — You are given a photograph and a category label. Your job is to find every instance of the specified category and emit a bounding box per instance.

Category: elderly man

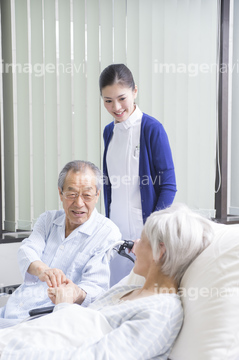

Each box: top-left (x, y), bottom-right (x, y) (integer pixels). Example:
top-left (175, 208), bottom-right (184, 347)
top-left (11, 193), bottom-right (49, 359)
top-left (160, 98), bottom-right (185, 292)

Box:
top-left (0, 160), bottom-right (121, 328)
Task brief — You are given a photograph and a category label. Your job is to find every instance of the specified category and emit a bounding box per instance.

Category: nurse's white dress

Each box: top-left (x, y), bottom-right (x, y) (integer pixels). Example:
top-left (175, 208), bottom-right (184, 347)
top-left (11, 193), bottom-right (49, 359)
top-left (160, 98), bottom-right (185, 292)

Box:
top-left (106, 106), bottom-right (144, 286)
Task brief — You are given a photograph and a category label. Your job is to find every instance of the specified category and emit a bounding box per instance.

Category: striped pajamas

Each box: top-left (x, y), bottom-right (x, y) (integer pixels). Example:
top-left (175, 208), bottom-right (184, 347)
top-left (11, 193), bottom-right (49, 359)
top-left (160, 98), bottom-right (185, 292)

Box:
top-left (0, 208), bottom-right (121, 328)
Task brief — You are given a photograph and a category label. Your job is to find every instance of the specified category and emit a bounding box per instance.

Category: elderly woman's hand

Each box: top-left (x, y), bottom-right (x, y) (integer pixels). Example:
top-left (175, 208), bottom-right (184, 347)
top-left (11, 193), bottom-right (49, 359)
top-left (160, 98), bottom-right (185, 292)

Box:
top-left (47, 279), bottom-right (87, 305)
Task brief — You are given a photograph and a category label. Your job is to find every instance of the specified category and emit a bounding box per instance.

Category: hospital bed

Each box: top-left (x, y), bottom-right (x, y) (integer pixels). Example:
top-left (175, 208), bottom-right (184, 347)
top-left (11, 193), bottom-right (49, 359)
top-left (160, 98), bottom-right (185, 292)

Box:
top-left (122, 221), bottom-right (239, 360)
top-left (1, 221), bottom-right (239, 359)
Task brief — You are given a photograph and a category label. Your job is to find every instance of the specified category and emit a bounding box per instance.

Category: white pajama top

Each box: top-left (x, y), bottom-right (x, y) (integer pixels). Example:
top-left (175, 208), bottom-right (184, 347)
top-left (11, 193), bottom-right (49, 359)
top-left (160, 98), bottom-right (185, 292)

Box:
top-left (0, 209), bottom-right (121, 328)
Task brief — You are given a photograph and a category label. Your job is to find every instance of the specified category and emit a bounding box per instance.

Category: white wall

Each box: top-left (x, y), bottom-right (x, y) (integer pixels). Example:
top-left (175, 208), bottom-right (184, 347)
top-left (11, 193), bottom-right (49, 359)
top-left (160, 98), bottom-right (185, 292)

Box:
top-left (0, 242), bottom-right (23, 307)
top-left (0, 242), bottom-right (23, 287)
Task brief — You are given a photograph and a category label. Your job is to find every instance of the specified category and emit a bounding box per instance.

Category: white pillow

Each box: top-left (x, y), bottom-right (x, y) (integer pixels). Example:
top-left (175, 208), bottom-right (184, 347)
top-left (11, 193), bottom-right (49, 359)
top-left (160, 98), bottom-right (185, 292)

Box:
top-left (170, 223), bottom-right (239, 360)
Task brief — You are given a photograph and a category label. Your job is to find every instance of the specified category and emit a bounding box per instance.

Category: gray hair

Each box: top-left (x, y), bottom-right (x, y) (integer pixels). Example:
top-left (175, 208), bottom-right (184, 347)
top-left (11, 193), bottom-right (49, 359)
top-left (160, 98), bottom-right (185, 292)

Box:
top-left (58, 160), bottom-right (102, 192)
top-left (144, 203), bottom-right (214, 284)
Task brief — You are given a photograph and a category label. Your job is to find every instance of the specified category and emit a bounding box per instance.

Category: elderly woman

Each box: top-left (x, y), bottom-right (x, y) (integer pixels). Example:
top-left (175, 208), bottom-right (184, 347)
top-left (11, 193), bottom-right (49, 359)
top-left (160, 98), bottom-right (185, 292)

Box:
top-left (0, 204), bottom-right (213, 360)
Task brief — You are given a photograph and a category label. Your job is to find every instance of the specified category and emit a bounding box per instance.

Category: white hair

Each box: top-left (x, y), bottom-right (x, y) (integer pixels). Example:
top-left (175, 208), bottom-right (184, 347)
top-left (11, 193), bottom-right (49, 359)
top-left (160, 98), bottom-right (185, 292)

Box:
top-left (144, 203), bottom-right (214, 283)
top-left (58, 160), bottom-right (102, 192)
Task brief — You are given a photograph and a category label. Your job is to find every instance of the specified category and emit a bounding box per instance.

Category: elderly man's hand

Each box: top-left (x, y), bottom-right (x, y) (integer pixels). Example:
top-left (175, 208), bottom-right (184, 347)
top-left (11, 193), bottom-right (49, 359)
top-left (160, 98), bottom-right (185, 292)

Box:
top-left (38, 268), bottom-right (67, 288)
top-left (27, 260), bottom-right (67, 287)
top-left (47, 279), bottom-right (87, 305)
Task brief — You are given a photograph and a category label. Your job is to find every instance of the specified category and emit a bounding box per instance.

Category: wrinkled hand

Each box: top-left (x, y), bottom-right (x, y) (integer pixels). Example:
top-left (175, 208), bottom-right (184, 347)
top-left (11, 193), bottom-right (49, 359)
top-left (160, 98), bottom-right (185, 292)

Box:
top-left (38, 268), bottom-right (67, 288)
top-left (47, 279), bottom-right (80, 305)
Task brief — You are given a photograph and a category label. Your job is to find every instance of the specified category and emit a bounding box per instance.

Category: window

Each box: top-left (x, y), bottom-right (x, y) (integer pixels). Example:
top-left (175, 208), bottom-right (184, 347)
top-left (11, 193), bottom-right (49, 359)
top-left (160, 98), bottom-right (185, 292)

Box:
top-left (0, 0), bottom-right (219, 238)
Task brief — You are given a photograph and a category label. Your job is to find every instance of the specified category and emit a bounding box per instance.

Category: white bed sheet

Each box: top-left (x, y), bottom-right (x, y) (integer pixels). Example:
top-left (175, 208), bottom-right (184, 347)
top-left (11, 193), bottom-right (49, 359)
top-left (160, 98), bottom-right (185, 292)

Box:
top-left (0, 303), bottom-right (112, 356)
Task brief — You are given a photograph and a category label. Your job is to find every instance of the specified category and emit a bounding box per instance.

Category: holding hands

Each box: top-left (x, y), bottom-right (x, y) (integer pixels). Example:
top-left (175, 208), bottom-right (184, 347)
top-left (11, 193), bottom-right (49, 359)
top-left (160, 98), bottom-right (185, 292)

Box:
top-left (28, 260), bottom-right (87, 305)
top-left (27, 260), bottom-right (67, 287)
top-left (47, 279), bottom-right (79, 305)
top-left (38, 267), bottom-right (67, 288)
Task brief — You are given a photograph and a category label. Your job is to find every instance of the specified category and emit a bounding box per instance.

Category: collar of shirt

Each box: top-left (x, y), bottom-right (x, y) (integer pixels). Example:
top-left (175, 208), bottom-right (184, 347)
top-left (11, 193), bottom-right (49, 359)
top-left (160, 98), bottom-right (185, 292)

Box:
top-left (114, 105), bottom-right (143, 130)
top-left (53, 208), bottom-right (98, 238)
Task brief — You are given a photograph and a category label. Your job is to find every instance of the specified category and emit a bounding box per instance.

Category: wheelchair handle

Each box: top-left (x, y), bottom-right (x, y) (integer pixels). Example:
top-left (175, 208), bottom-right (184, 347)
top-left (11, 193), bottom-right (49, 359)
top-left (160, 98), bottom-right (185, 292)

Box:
top-left (107, 240), bottom-right (135, 263)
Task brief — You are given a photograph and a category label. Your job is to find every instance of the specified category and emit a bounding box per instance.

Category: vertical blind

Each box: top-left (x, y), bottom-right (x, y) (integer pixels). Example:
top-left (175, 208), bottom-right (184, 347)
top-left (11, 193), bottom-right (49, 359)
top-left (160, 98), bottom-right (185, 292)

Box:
top-left (0, 0), bottom-right (219, 231)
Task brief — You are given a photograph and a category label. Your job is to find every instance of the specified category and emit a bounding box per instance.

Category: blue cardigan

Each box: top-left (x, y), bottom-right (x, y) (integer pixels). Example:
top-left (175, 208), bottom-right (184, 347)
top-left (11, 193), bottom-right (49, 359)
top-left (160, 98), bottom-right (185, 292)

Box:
top-left (103, 113), bottom-right (177, 224)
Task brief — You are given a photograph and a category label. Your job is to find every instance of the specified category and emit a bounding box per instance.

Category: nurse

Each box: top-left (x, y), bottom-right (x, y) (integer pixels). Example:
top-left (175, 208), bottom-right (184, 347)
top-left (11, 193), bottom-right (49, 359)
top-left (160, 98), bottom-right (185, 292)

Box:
top-left (100, 64), bottom-right (177, 285)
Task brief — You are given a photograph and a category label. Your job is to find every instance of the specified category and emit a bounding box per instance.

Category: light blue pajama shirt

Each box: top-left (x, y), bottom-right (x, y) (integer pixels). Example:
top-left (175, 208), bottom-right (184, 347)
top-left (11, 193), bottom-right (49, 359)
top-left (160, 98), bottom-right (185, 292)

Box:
top-left (0, 208), bottom-right (121, 328)
top-left (0, 284), bottom-right (183, 360)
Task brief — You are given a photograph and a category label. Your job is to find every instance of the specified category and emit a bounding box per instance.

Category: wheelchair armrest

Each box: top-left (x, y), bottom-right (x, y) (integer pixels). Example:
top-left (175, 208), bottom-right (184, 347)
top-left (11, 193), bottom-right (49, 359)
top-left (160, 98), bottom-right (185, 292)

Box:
top-left (29, 305), bottom-right (55, 317)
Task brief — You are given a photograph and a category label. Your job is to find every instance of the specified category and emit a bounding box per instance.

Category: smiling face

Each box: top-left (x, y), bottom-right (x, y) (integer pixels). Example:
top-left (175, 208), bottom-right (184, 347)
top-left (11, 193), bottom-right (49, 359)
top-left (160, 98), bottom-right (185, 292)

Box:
top-left (132, 230), bottom-right (154, 278)
top-left (101, 83), bottom-right (137, 123)
top-left (58, 169), bottom-right (100, 237)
